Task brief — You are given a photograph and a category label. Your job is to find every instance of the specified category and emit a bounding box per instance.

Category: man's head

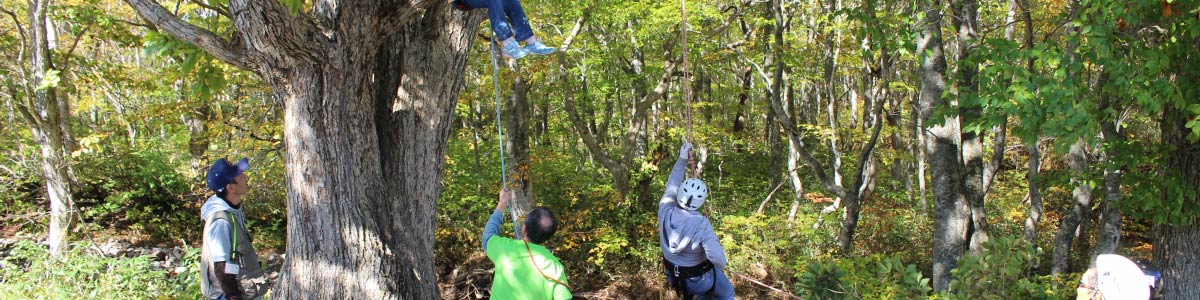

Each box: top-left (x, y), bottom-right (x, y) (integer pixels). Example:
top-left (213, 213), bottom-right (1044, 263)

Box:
top-left (522, 207), bottom-right (558, 244)
top-left (207, 158), bottom-right (250, 203)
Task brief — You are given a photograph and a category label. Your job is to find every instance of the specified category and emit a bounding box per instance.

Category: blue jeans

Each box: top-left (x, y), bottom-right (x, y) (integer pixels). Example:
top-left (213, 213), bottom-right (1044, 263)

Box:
top-left (460, 0), bottom-right (534, 42)
top-left (666, 267), bottom-right (735, 300)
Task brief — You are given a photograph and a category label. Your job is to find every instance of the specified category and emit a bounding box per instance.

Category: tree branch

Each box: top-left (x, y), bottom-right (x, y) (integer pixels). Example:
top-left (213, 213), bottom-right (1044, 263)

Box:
top-left (559, 7), bottom-right (593, 53)
top-left (228, 0), bottom-right (326, 65)
top-left (59, 21), bottom-right (94, 76)
top-left (123, 0), bottom-right (251, 69)
top-left (742, 50), bottom-right (847, 198)
top-left (0, 7), bottom-right (27, 46)
top-left (189, 0), bottom-right (232, 19)
top-left (227, 121), bottom-right (282, 144)
top-left (557, 9), bottom-right (622, 173)
top-left (10, 86), bottom-right (42, 129)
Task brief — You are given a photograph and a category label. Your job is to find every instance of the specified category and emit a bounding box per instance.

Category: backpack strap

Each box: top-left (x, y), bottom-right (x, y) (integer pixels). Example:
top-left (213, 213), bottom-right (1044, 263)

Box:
top-left (225, 211), bottom-right (240, 262)
top-left (207, 211), bottom-right (241, 264)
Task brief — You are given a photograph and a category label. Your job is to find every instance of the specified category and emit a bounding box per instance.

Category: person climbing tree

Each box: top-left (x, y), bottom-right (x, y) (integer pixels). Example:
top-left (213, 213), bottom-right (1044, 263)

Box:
top-left (482, 189), bottom-right (572, 299)
top-left (199, 158), bottom-right (267, 300)
top-left (658, 142), bottom-right (735, 300)
top-left (453, 0), bottom-right (556, 59)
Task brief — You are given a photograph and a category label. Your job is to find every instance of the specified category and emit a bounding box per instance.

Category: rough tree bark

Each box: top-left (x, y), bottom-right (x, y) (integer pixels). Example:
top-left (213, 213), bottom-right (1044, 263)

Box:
top-left (125, 1), bottom-right (484, 298)
top-left (1152, 30), bottom-right (1200, 300)
top-left (1155, 109), bottom-right (1200, 300)
top-left (917, 0), bottom-right (969, 291)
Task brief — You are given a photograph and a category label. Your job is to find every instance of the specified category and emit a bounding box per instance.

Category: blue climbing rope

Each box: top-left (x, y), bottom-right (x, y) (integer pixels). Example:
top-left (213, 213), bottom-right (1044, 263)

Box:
top-left (488, 34), bottom-right (521, 240)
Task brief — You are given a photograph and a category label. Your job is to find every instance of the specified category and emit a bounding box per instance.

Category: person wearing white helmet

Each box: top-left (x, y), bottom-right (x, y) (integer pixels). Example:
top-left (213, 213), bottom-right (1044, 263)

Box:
top-left (1077, 254), bottom-right (1153, 300)
top-left (657, 142), bottom-right (734, 300)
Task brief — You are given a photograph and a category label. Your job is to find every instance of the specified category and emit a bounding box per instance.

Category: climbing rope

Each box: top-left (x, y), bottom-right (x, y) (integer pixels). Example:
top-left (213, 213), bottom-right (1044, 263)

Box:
top-left (488, 34), bottom-right (520, 240)
top-left (727, 269), bottom-right (805, 299)
top-left (679, 0), bottom-right (702, 179)
top-left (680, 0), bottom-right (694, 144)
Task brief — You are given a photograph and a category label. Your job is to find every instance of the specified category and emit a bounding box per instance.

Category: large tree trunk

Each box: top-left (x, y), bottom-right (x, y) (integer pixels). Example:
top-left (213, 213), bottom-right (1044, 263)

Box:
top-left (1155, 108), bottom-right (1200, 300)
top-left (917, 0), bottom-right (968, 291)
top-left (127, 1), bottom-right (483, 298)
top-left (1153, 32), bottom-right (1200, 300)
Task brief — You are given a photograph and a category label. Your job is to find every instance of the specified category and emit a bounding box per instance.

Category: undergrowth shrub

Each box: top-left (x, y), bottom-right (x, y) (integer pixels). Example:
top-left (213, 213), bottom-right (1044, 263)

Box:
top-left (940, 236), bottom-right (1075, 300)
top-left (793, 255), bottom-right (931, 300)
top-left (0, 241), bottom-right (200, 299)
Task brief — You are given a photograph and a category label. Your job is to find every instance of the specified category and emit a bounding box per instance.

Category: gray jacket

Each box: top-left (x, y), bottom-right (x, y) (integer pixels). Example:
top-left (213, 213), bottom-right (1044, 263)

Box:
top-left (200, 195), bottom-right (263, 299)
top-left (658, 157), bottom-right (727, 269)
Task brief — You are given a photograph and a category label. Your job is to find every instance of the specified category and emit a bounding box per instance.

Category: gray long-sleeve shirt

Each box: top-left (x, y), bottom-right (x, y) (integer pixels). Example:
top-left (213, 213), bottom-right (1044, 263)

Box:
top-left (658, 157), bottom-right (727, 269)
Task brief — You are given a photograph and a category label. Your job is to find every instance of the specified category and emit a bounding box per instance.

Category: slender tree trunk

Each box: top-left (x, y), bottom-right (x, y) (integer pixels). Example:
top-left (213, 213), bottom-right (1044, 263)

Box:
top-left (1052, 138), bottom-right (1092, 276)
top-left (953, 0), bottom-right (989, 256)
top-left (918, 0), bottom-right (968, 291)
top-left (914, 94), bottom-right (929, 216)
top-left (505, 70), bottom-right (534, 237)
top-left (786, 84), bottom-right (806, 225)
top-left (1022, 142), bottom-right (1043, 247)
top-left (565, 17), bottom-right (672, 200)
top-left (1092, 94), bottom-right (1123, 256)
top-left (836, 0), bottom-right (888, 256)
top-left (24, 0), bottom-right (75, 257)
top-left (734, 69), bottom-right (751, 133)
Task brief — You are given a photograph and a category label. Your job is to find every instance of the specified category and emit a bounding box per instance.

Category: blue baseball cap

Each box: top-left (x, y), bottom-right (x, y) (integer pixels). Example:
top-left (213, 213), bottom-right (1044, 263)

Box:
top-left (206, 158), bottom-right (250, 192)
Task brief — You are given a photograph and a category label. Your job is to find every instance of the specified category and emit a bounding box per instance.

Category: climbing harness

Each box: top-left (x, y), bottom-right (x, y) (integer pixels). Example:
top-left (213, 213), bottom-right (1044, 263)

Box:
top-left (660, 211), bottom-right (715, 298)
top-left (488, 33), bottom-right (520, 240)
top-left (662, 257), bottom-right (716, 299)
top-left (524, 241), bottom-right (571, 289)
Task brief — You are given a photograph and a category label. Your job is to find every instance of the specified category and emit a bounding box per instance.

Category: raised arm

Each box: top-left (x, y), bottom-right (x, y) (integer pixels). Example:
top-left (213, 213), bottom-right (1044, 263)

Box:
top-left (659, 142), bottom-right (694, 211)
top-left (482, 189), bottom-right (512, 251)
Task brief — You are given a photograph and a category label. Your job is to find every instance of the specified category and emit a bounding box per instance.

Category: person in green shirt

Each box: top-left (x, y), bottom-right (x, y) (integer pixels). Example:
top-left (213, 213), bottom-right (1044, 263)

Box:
top-left (482, 189), bottom-right (572, 300)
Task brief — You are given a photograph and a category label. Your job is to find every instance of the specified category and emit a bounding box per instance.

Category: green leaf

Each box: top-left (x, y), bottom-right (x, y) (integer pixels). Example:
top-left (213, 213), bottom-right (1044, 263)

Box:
top-left (35, 69), bottom-right (61, 91)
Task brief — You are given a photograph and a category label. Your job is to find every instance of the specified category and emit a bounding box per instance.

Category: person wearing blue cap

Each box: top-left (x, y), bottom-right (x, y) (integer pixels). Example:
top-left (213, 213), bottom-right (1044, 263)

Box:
top-left (198, 158), bottom-right (265, 300)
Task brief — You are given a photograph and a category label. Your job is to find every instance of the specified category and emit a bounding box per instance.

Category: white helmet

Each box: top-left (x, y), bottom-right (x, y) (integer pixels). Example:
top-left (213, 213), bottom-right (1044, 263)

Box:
top-left (677, 178), bottom-right (708, 211)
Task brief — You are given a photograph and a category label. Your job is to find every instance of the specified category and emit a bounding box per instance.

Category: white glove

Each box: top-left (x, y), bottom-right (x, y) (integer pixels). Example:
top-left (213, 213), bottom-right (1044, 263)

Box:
top-left (679, 142), bottom-right (693, 160)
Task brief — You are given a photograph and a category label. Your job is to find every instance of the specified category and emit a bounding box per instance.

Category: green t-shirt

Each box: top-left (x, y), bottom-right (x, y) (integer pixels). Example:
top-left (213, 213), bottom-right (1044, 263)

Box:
top-left (486, 236), bottom-right (572, 300)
